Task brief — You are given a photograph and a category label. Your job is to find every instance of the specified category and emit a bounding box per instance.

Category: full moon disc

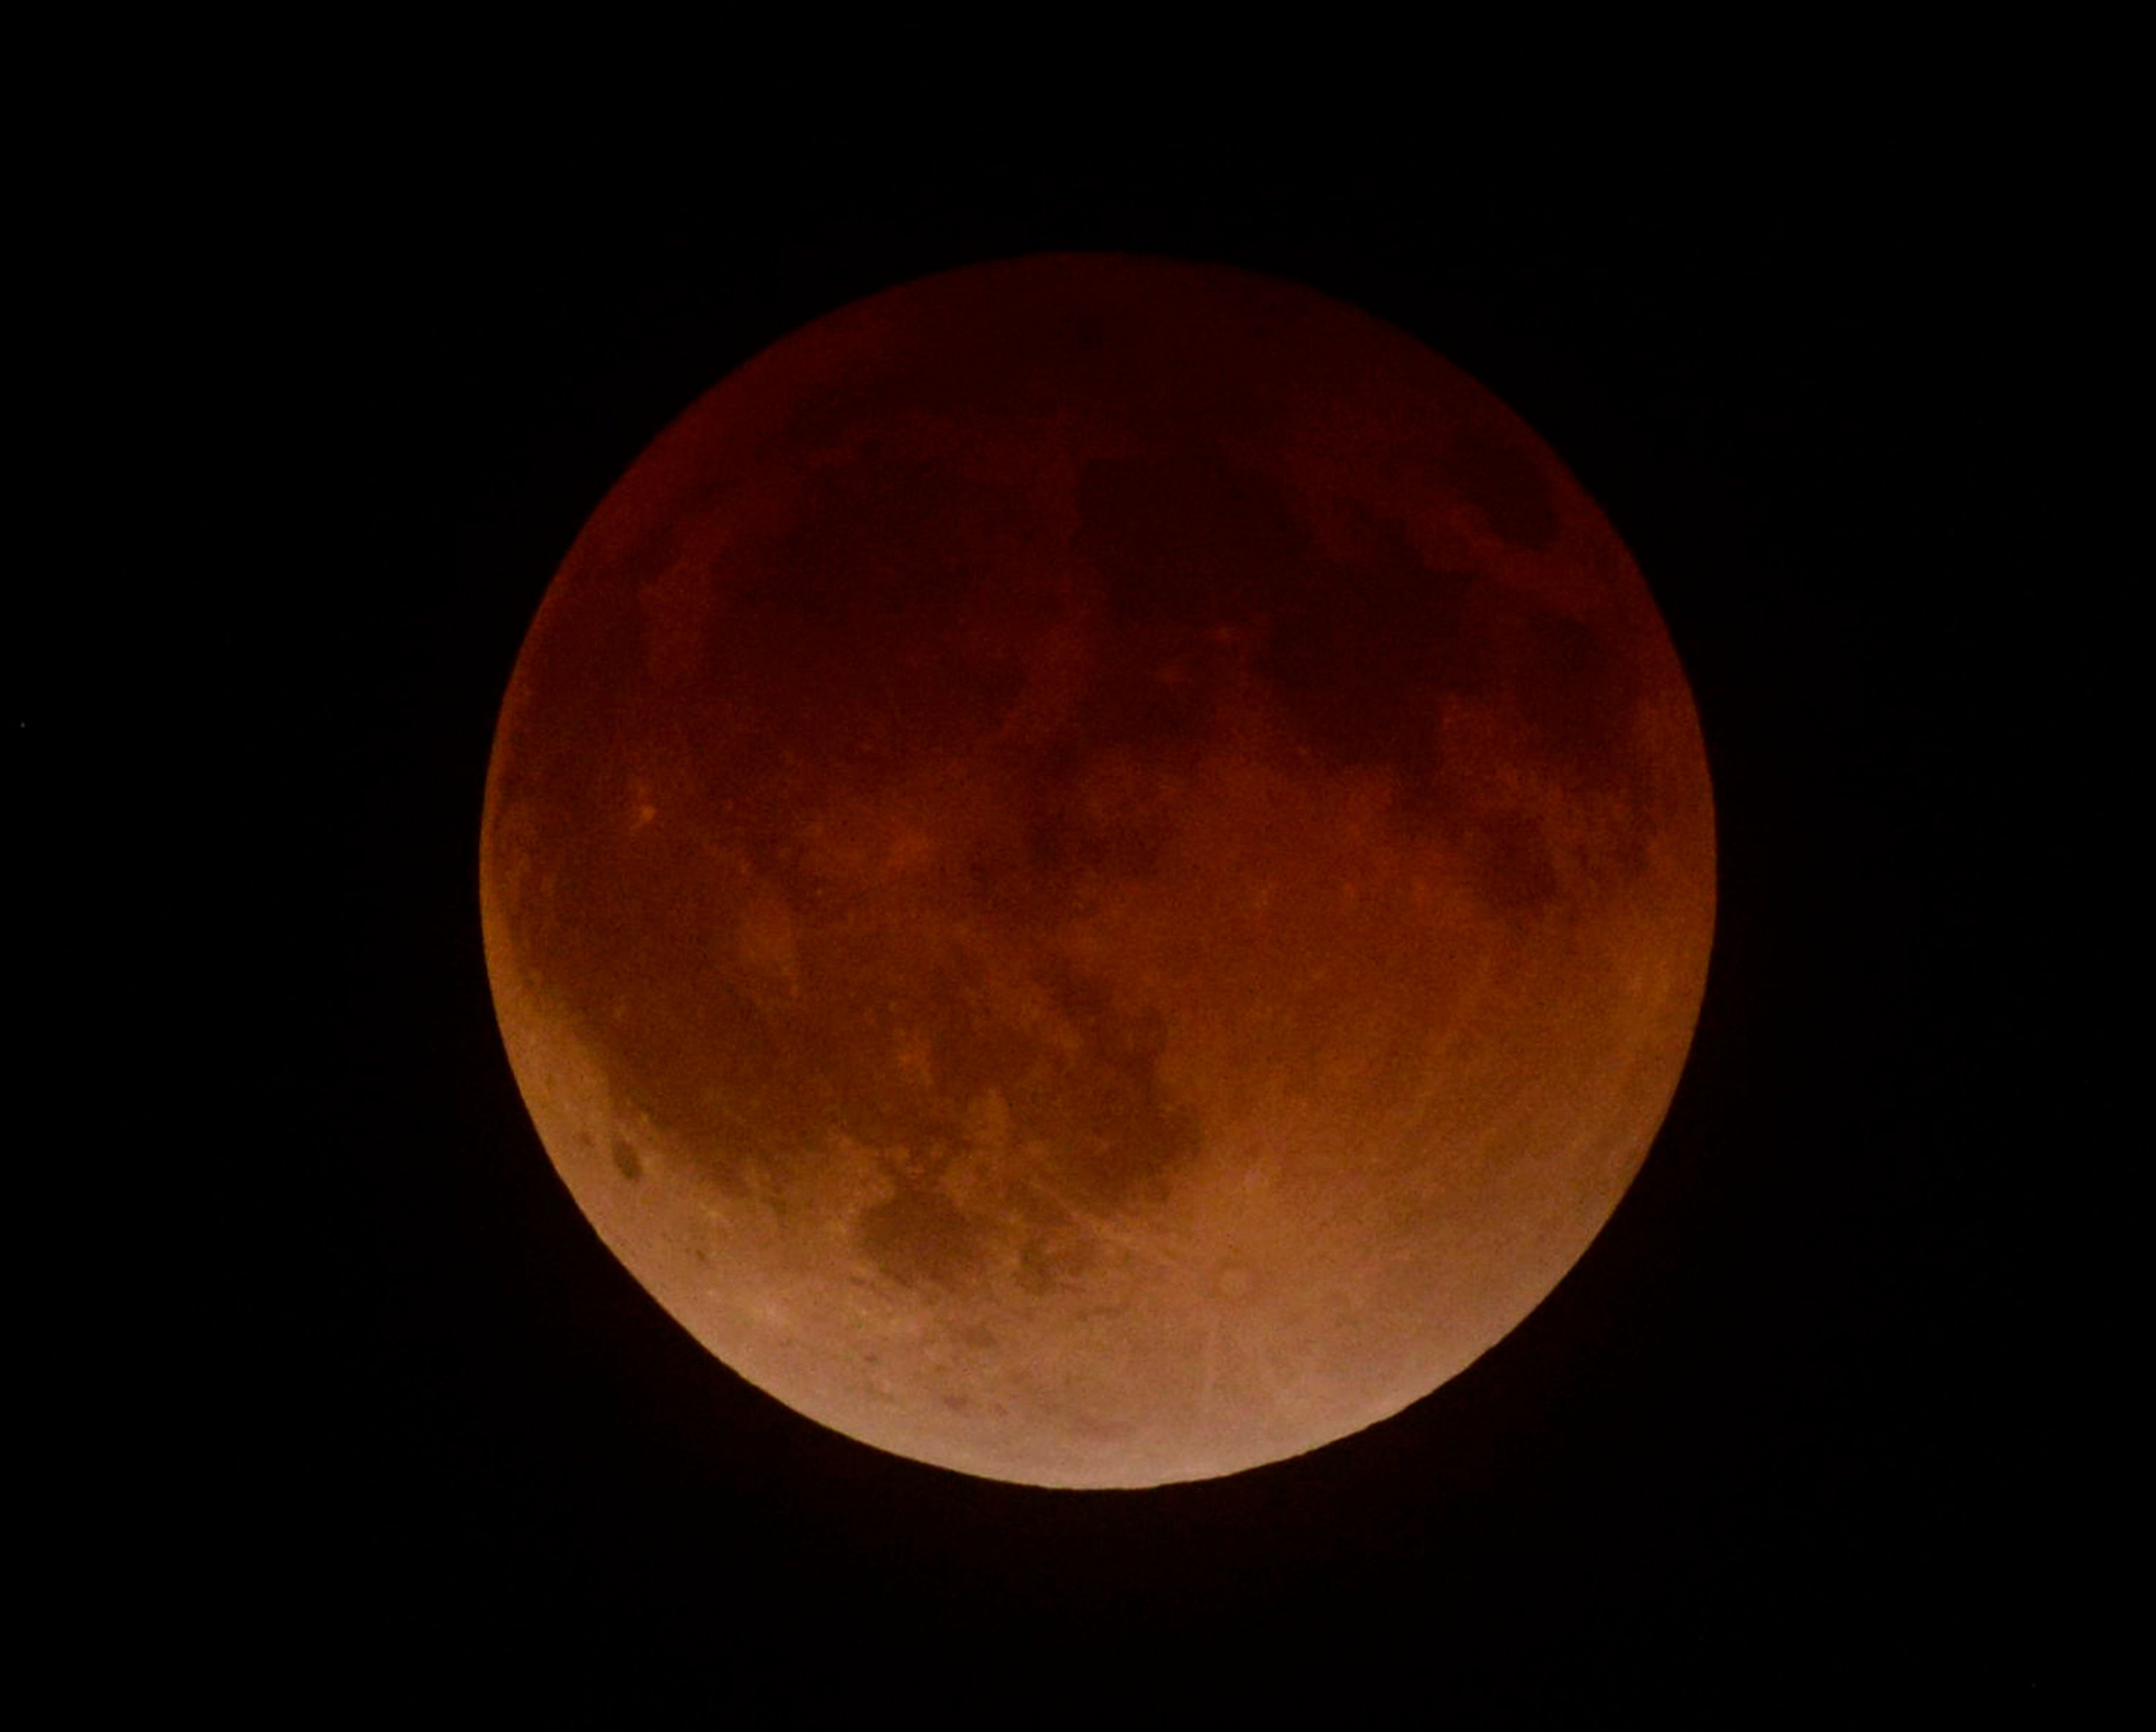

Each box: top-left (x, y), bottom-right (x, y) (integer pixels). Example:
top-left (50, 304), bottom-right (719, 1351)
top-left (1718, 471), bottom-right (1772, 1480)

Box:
top-left (480, 254), bottom-right (1715, 1488)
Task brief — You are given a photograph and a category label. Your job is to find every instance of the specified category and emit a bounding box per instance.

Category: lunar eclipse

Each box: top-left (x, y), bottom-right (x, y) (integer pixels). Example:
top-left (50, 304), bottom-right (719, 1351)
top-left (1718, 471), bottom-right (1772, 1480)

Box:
top-left (479, 254), bottom-right (1715, 1488)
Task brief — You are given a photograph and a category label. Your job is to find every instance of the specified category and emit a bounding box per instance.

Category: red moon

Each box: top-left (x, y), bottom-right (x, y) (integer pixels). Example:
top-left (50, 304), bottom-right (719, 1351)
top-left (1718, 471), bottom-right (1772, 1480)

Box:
top-left (480, 254), bottom-right (1715, 1488)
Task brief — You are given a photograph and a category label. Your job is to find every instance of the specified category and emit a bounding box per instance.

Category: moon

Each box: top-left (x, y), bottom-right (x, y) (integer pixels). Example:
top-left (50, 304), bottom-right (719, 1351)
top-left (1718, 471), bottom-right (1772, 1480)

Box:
top-left (479, 253), bottom-right (1715, 1489)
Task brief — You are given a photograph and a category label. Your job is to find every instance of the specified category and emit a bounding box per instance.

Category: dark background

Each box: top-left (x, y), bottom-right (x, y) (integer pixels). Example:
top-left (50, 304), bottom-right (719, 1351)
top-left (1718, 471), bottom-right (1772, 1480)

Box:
top-left (277, 152), bottom-right (2062, 1708)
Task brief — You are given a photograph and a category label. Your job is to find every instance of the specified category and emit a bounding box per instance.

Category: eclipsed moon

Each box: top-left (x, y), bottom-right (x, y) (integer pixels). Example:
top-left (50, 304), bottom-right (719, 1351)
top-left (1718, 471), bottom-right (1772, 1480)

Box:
top-left (479, 254), bottom-right (1715, 1489)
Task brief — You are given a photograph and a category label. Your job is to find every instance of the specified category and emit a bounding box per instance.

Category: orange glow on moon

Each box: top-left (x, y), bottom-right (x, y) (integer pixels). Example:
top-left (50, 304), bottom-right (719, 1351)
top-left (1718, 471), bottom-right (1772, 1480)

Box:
top-left (479, 254), bottom-right (1715, 1488)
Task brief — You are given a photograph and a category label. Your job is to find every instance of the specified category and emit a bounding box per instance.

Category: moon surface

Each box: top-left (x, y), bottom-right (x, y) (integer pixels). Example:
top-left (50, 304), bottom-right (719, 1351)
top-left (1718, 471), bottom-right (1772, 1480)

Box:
top-left (480, 254), bottom-right (1715, 1489)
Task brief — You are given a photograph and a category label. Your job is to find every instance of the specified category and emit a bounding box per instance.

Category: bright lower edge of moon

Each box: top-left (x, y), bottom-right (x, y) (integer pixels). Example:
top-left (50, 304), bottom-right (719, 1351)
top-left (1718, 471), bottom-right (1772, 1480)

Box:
top-left (479, 254), bottom-right (1715, 1489)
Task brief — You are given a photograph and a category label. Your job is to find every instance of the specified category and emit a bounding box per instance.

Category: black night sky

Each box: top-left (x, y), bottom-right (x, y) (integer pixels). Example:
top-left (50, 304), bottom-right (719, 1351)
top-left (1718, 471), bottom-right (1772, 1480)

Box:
top-left (273, 150), bottom-right (2062, 1710)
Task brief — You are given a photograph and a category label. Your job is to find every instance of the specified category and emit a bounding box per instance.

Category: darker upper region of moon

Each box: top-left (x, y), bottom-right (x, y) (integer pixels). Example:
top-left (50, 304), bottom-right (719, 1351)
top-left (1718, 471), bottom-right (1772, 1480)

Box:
top-left (489, 257), bottom-right (1679, 1304)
